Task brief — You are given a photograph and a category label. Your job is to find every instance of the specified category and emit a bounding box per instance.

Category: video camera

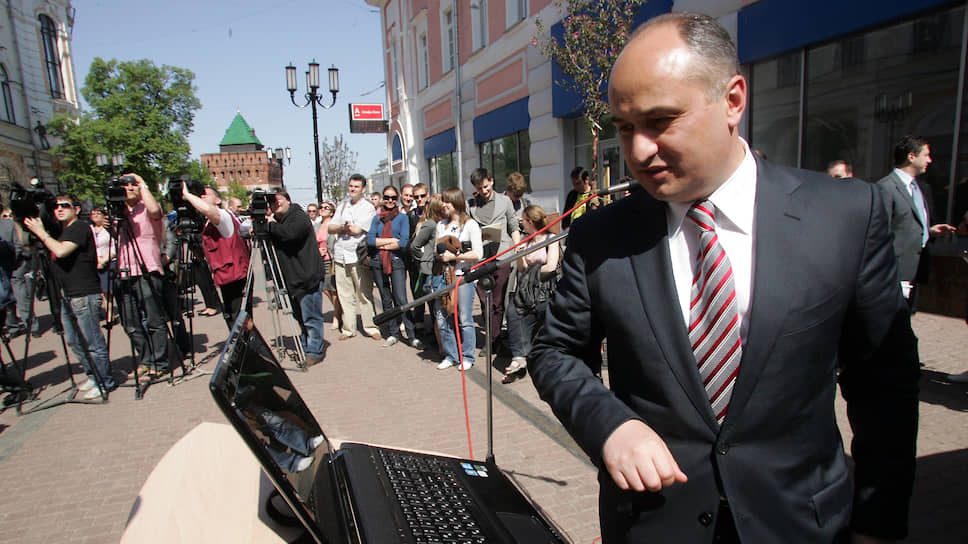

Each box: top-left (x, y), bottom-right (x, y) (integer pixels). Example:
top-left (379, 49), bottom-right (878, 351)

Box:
top-left (9, 179), bottom-right (59, 242)
top-left (104, 175), bottom-right (130, 218)
top-left (247, 189), bottom-right (276, 238)
top-left (167, 176), bottom-right (205, 236)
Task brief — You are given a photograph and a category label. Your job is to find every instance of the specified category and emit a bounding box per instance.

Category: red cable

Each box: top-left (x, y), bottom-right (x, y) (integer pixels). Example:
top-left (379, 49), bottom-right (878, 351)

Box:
top-left (449, 190), bottom-right (598, 459)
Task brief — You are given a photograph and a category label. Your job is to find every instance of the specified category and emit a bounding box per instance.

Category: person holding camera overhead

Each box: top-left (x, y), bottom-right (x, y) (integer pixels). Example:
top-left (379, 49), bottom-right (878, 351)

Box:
top-left (24, 194), bottom-right (115, 400)
top-left (179, 184), bottom-right (251, 327)
top-left (114, 173), bottom-right (172, 380)
top-left (266, 189), bottom-right (326, 367)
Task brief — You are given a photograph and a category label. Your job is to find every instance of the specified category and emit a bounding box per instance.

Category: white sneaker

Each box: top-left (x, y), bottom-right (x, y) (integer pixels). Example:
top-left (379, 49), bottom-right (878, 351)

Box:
top-left (294, 455), bottom-right (314, 472)
top-left (83, 386), bottom-right (106, 400)
top-left (410, 338), bottom-right (424, 350)
top-left (437, 358), bottom-right (456, 370)
top-left (309, 435), bottom-right (324, 450)
top-left (382, 336), bottom-right (399, 348)
top-left (78, 378), bottom-right (97, 392)
top-left (458, 360), bottom-right (473, 371)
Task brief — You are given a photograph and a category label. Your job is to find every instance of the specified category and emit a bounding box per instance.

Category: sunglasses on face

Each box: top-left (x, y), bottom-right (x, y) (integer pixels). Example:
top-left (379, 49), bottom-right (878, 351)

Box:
top-left (55, 202), bottom-right (73, 209)
top-left (383, 195), bottom-right (398, 201)
top-left (414, 193), bottom-right (428, 199)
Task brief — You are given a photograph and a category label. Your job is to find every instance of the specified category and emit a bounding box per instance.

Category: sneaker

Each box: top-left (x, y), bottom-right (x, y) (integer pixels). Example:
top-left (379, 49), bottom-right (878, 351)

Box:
top-left (410, 338), bottom-right (424, 350)
top-left (309, 435), bottom-right (325, 450)
top-left (437, 358), bottom-right (456, 370)
top-left (381, 336), bottom-right (399, 348)
top-left (304, 354), bottom-right (323, 367)
top-left (83, 386), bottom-right (107, 400)
top-left (458, 360), bottom-right (473, 371)
top-left (78, 378), bottom-right (97, 392)
top-left (294, 455), bottom-right (314, 472)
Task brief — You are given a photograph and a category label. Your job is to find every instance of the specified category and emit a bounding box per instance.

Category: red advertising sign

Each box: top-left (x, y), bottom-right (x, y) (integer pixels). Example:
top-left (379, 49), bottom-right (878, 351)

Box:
top-left (350, 103), bottom-right (384, 121)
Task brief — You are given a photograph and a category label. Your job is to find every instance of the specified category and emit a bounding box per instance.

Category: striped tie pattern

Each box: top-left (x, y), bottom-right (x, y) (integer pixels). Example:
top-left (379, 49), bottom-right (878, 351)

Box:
top-left (687, 200), bottom-right (742, 423)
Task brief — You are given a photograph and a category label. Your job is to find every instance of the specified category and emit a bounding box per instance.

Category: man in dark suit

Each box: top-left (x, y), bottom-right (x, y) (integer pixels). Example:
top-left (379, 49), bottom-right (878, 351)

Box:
top-left (874, 135), bottom-right (955, 309)
top-left (529, 13), bottom-right (920, 544)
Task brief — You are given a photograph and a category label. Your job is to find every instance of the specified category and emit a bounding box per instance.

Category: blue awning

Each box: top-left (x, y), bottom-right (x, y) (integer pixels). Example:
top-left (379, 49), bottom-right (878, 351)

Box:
top-left (423, 128), bottom-right (456, 159)
top-left (473, 97), bottom-right (530, 143)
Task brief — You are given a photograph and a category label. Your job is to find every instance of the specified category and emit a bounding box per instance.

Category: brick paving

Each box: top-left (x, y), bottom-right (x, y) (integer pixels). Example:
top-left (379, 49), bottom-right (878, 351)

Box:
top-left (0, 297), bottom-right (965, 543)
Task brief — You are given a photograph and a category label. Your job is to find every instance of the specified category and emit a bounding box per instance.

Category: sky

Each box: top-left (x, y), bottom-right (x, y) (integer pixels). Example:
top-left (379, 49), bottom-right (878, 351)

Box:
top-left (70, 0), bottom-right (388, 206)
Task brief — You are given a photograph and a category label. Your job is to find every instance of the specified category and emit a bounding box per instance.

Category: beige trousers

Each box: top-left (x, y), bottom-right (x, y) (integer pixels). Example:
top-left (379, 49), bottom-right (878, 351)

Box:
top-left (333, 261), bottom-right (379, 337)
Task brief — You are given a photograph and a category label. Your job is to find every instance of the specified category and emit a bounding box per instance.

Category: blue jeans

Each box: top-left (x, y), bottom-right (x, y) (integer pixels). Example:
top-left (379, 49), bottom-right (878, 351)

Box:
top-left (506, 301), bottom-right (548, 359)
top-left (295, 285), bottom-right (325, 358)
top-left (431, 276), bottom-right (476, 364)
top-left (118, 274), bottom-right (169, 371)
top-left (372, 255), bottom-right (415, 340)
top-left (62, 294), bottom-right (115, 390)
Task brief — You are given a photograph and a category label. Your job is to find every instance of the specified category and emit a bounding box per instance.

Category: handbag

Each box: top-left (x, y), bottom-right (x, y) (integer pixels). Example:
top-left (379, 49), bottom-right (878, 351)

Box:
top-left (355, 239), bottom-right (370, 267)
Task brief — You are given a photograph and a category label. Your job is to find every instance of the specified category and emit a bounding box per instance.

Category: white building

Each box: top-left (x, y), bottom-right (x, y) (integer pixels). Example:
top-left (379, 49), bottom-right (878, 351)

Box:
top-left (0, 0), bottom-right (79, 196)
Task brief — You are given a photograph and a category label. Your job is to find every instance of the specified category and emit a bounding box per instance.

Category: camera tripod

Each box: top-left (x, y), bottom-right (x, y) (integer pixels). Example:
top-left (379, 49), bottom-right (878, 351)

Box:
top-left (167, 216), bottom-right (214, 373)
top-left (108, 211), bottom-right (189, 399)
top-left (242, 222), bottom-right (306, 369)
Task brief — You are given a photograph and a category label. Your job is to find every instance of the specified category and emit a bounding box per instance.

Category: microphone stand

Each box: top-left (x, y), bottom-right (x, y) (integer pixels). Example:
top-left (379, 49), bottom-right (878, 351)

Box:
top-left (374, 230), bottom-right (568, 463)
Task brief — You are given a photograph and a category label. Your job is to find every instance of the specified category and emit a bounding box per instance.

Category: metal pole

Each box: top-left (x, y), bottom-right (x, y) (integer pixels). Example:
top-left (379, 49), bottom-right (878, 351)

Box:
top-left (311, 96), bottom-right (323, 204)
top-left (946, 4), bottom-right (968, 225)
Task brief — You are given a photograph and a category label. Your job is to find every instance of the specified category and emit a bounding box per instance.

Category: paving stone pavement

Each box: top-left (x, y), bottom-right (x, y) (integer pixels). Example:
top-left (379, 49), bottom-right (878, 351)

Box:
top-left (0, 298), bottom-right (965, 544)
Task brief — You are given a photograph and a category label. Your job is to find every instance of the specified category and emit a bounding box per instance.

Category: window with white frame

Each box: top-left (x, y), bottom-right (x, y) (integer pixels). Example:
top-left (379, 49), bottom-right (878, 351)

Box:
top-left (506, 0), bottom-right (527, 29)
top-left (471, 0), bottom-right (488, 51)
top-left (442, 5), bottom-right (456, 73)
top-left (0, 65), bottom-right (15, 124)
top-left (39, 15), bottom-right (64, 99)
top-left (418, 33), bottom-right (429, 90)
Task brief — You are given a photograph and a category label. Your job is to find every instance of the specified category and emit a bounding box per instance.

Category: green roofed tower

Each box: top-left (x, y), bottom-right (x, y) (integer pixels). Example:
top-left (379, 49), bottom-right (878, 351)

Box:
top-left (201, 111), bottom-right (284, 193)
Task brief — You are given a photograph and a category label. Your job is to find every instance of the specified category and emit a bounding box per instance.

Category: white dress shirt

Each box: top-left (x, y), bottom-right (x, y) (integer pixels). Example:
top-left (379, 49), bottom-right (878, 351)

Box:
top-left (667, 138), bottom-right (757, 343)
top-left (331, 197), bottom-right (376, 264)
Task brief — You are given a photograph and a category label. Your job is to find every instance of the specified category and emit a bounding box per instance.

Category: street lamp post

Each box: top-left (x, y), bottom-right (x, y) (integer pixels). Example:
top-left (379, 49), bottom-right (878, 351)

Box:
top-left (95, 152), bottom-right (125, 176)
top-left (285, 61), bottom-right (339, 203)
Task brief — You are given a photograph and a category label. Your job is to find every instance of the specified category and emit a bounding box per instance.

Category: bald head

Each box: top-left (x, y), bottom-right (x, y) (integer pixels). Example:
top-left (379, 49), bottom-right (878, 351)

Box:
top-left (624, 13), bottom-right (739, 101)
top-left (608, 13), bottom-right (747, 203)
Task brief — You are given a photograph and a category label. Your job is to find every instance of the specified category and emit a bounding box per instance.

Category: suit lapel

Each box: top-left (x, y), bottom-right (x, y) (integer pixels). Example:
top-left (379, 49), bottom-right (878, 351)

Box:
top-left (890, 172), bottom-right (925, 228)
top-left (724, 159), bottom-right (802, 426)
top-left (628, 197), bottom-right (720, 432)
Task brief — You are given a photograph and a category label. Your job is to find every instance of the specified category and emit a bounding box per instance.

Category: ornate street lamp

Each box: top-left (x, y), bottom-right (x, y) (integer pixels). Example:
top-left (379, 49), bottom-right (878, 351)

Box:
top-left (95, 152), bottom-right (125, 176)
top-left (285, 61), bottom-right (339, 203)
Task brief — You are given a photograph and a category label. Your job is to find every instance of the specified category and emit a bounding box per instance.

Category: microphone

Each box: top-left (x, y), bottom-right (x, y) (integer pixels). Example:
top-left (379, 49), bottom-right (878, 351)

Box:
top-left (596, 178), bottom-right (642, 197)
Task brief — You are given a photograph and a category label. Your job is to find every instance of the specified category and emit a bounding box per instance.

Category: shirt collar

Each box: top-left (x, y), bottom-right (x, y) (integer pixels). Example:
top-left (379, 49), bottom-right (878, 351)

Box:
top-left (894, 168), bottom-right (914, 186)
top-left (667, 138), bottom-right (757, 237)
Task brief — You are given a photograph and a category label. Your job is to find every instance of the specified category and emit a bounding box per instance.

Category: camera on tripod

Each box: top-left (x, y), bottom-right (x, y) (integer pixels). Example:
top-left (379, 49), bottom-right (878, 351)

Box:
top-left (248, 189), bottom-right (276, 238)
top-left (167, 176), bottom-right (205, 236)
top-left (104, 175), bottom-right (130, 218)
top-left (9, 179), bottom-right (59, 242)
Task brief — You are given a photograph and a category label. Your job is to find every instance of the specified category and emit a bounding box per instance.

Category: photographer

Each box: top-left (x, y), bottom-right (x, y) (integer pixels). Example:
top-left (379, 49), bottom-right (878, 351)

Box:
top-left (179, 184), bottom-right (251, 327)
top-left (266, 189), bottom-right (325, 366)
top-left (115, 172), bottom-right (172, 379)
top-left (24, 195), bottom-right (115, 400)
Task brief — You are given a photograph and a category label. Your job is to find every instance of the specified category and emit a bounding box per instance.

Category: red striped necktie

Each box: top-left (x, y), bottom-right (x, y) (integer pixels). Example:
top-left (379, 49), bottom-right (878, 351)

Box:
top-left (687, 199), bottom-right (742, 424)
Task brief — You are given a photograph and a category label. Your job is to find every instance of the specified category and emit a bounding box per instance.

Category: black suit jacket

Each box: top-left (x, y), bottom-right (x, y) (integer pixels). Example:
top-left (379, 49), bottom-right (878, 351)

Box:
top-left (875, 171), bottom-right (935, 283)
top-left (530, 158), bottom-right (920, 543)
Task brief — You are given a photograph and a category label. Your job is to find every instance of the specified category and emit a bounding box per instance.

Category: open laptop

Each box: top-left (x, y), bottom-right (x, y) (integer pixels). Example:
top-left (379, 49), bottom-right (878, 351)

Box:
top-left (210, 311), bottom-right (568, 544)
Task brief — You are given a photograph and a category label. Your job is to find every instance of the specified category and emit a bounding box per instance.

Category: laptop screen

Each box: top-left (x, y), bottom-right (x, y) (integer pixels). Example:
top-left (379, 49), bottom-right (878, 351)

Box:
top-left (210, 311), bottom-right (342, 544)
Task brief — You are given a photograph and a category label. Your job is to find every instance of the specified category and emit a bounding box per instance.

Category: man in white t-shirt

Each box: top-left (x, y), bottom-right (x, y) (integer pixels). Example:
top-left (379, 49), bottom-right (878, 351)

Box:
top-left (328, 173), bottom-right (380, 340)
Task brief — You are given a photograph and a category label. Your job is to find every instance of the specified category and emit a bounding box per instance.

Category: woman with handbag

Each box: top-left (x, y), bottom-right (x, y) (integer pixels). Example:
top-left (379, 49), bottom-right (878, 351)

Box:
top-left (367, 186), bottom-right (420, 348)
top-left (504, 205), bottom-right (560, 383)
top-left (431, 189), bottom-right (482, 370)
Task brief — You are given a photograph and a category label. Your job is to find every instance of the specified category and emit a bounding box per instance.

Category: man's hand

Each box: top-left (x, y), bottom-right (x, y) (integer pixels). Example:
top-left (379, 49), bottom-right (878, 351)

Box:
top-left (22, 217), bottom-right (45, 239)
top-left (929, 223), bottom-right (956, 237)
top-left (602, 420), bottom-right (687, 492)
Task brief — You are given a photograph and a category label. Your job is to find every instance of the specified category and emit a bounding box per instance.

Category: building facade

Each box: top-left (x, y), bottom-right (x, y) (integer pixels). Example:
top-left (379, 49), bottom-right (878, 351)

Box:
top-left (0, 0), bottom-right (79, 199)
top-left (370, 0), bottom-right (968, 314)
top-left (201, 112), bottom-right (285, 194)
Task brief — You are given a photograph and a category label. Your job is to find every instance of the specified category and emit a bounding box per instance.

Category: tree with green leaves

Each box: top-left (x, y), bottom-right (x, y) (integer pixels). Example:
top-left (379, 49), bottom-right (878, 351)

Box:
top-left (47, 58), bottom-right (201, 203)
top-left (319, 134), bottom-right (358, 202)
top-left (223, 178), bottom-right (251, 208)
top-left (535, 0), bottom-right (644, 189)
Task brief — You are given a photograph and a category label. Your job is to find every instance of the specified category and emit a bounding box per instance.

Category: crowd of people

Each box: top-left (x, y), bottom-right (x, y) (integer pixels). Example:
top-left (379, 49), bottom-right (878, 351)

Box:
top-left (309, 169), bottom-right (561, 382)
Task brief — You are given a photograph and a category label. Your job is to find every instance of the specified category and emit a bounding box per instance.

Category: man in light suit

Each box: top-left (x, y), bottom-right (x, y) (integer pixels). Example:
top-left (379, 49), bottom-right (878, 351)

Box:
top-left (874, 135), bottom-right (955, 308)
top-left (529, 13), bottom-right (919, 544)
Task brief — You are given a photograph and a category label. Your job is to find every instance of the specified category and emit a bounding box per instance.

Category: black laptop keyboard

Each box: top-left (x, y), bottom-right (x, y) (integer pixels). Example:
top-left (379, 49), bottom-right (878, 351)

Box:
top-left (378, 448), bottom-right (487, 544)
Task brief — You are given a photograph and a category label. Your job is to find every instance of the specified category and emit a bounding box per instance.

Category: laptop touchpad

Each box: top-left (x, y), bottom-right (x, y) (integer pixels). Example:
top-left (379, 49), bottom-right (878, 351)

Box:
top-left (497, 512), bottom-right (557, 543)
